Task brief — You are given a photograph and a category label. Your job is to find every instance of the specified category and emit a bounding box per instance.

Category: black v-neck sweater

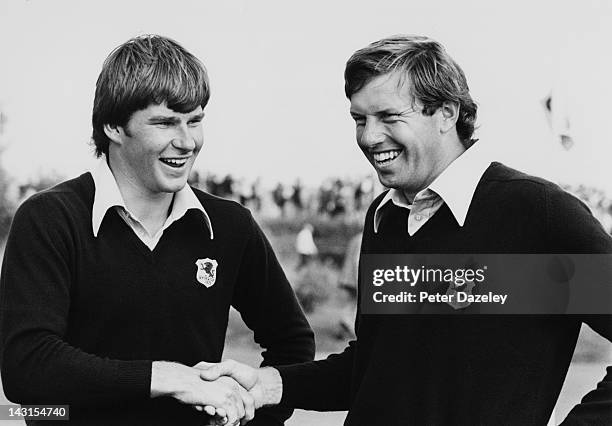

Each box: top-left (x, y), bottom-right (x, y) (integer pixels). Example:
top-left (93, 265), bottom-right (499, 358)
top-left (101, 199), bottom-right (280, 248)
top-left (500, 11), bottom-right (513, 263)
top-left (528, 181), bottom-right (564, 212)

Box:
top-left (278, 162), bottom-right (612, 425)
top-left (0, 173), bottom-right (314, 425)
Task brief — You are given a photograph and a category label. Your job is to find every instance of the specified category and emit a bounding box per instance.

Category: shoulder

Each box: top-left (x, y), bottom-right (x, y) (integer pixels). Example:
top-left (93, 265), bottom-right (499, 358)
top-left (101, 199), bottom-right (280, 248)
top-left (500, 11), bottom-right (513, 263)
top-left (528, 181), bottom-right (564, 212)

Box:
top-left (481, 163), bottom-right (611, 251)
top-left (477, 162), bottom-right (581, 209)
top-left (481, 162), bottom-right (556, 194)
top-left (16, 173), bottom-right (94, 221)
top-left (7, 174), bottom-right (94, 250)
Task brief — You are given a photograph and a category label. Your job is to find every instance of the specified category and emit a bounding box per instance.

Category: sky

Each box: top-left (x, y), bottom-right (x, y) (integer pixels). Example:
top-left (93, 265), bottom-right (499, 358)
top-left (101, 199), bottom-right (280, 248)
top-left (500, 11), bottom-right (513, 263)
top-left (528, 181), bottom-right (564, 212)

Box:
top-left (0, 0), bottom-right (611, 192)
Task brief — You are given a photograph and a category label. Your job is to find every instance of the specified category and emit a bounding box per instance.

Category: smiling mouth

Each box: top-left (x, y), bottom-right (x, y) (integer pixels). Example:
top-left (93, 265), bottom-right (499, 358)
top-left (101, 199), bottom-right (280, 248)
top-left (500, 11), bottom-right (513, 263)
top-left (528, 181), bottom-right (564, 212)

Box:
top-left (160, 157), bottom-right (189, 168)
top-left (372, 149), bottom-right (402, 166)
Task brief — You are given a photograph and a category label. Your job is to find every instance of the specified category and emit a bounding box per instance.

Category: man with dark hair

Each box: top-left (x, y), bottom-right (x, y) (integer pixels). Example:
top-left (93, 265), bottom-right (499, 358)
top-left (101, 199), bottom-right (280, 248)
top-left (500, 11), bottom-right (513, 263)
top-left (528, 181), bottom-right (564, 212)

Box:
top-left (199, 35), bottom-right (612, 425)
top-left (0, 34), bottom-right (314, 425)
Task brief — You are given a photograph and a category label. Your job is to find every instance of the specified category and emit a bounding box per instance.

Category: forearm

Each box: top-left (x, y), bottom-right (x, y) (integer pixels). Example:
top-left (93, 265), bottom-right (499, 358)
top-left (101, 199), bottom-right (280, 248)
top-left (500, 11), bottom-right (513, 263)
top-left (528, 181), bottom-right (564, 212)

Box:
top-left (211, 348), bottom-right (354, 417)
top-left (275, 342), bottom-right (356, 411)
top-left (247, 365), bottom-right (289, 424)
top-left (0, 199), bottom-right (152, 405)
top-left (257, 367), bottom-right (283, 406)
top-left (1, 332), bottom-right (151, 404)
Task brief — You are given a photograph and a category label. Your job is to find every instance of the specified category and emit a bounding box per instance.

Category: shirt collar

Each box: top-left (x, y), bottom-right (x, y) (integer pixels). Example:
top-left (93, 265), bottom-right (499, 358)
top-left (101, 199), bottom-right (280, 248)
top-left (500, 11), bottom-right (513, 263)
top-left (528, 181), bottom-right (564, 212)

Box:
top-left (90, 160), bottom-right (214, 239)
top-left (373, 143), bottom-right (491, 231)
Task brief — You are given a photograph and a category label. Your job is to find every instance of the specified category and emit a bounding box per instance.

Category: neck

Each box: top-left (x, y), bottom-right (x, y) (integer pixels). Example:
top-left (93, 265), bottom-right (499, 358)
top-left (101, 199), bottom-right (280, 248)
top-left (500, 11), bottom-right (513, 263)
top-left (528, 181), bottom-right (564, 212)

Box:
top-left (403, 136), bottom-right (466, 202)
top-left (107, 153), bottom-right (173, 233)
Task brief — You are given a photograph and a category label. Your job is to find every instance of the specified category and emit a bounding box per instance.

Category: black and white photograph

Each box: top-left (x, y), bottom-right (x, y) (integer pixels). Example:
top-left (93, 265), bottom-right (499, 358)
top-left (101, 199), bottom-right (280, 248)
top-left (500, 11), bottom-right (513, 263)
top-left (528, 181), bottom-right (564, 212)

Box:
top-left (0, 0), bottom-right (611, 425)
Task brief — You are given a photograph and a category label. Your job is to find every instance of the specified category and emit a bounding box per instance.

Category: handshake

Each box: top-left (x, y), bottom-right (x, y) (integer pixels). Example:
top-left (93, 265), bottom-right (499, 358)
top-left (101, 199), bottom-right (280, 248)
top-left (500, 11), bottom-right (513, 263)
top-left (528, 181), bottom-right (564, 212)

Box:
top-left (150, 359), bottom-right (282, 425)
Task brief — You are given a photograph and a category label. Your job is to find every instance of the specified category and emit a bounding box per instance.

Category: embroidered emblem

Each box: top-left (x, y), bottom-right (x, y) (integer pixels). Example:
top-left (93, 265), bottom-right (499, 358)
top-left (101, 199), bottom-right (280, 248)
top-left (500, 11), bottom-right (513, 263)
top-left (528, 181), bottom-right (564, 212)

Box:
top-left (195, 258), bottom-right (218, 288)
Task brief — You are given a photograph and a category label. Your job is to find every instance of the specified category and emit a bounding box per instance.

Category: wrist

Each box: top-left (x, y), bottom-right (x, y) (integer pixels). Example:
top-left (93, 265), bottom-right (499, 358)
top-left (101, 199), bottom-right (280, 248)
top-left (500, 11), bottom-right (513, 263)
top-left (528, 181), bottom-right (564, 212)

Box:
top-left (259, 367), bottom-right (282, 406)
top-left (150, 361), bottom-right (178, 398)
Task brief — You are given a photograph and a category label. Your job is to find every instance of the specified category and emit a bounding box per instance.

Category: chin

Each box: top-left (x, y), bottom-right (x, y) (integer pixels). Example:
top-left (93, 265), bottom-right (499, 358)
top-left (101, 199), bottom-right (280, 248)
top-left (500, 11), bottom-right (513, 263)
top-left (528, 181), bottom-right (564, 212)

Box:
top-left (376, 173), bottom-right (399, 190)
top-left (159, 179), bottom-right (188, 194)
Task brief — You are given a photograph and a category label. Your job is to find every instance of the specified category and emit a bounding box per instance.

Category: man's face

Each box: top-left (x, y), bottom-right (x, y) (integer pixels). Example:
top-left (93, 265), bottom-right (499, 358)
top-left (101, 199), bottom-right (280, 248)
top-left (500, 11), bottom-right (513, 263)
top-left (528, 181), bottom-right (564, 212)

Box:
top-left (112, 103), bottom-right (204, 196)
top-left (350, 71), bottom-right (449, 200)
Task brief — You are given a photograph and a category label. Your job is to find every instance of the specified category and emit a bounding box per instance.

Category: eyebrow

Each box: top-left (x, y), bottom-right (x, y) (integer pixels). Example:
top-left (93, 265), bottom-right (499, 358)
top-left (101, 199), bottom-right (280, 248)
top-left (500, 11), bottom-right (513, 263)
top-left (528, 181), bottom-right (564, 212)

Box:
top-left (148, 116), bottom-right (180, 123)
top-left (148, 113), bottom-right (205, 123)
top-left (350, 108), bottom-right (402, 117)
top-left (189, 113), bottom-right (205, 121)
top-left (378, 108), bottom-right (405, 115)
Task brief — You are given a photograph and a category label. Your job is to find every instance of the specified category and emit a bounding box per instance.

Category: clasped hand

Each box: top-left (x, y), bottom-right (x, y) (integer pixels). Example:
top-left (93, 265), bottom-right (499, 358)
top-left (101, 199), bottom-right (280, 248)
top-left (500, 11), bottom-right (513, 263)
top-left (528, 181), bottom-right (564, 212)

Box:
top-left (194, 359), bottom-right (282, 425)
top-left (150, 361), bottom-right (255, 426)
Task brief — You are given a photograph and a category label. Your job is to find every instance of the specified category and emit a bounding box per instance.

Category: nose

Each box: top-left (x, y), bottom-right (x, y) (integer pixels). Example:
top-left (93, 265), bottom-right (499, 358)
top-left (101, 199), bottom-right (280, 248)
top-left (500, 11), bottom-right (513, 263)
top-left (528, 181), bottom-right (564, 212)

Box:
top-left (172, 123), bottom-right (197, 152)
top-left (359, 119), bottom-right (385, 147)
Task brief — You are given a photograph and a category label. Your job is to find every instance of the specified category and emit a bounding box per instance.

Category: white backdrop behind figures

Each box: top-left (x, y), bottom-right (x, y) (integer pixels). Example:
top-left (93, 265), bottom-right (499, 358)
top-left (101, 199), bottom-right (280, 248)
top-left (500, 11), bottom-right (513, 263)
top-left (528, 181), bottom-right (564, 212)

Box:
top-left (0, 0), bottom-right (611, 191)
top-left (544, 19), bottom-right (612, 196)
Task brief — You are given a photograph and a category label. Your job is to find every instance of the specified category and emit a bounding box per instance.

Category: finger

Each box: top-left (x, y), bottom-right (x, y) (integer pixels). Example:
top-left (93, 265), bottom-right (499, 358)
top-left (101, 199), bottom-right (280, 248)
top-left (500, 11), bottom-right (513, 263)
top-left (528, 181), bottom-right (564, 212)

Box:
top-left (238, 386), bottom-right (255, 424)
top-left (201, 418), bottom-right (217, 426)
top-left (203, 416), bottom-right (225, 426)
top-left (231, 387), bottom-right (246, 421)
top-left (203, 405), bottom-right (217, 416)
top-left (211, 415), bottom-right (228, 426)
top-left (215, 407), bottom-right (227, 420)
top-left (223, 401), bottom-right (239, 426)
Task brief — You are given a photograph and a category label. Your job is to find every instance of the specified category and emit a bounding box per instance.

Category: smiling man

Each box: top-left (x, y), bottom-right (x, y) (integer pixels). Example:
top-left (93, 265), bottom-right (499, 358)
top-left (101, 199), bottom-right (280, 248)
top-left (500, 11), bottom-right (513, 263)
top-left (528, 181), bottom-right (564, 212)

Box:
top-left (0, 35), bottom-right (314, 425)
top-left (199, 35), bottom-right (612, 425)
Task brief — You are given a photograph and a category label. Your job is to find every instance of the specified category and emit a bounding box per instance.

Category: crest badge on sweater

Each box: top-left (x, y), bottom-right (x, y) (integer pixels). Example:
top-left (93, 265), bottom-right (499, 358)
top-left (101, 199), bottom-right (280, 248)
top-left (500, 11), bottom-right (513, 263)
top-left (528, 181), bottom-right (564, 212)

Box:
top-left (195, 258), bottom-right (218, 288)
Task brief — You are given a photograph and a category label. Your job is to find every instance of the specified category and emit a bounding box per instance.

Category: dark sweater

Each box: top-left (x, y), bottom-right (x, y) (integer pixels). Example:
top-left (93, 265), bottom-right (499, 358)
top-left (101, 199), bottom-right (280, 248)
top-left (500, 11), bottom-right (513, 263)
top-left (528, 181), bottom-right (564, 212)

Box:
top-left (277, 162), bottom-right (612, 425)
top-left (0, 173), bottom-right (315, 425)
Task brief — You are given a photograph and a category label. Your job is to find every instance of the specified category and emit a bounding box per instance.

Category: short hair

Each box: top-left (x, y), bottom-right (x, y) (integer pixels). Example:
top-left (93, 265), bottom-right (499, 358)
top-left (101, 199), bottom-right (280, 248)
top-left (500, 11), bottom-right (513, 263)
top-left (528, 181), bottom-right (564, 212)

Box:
top-left (344, 35), bottom-right (478, 148)
top-left (91, 35), bottom-right (210, 157)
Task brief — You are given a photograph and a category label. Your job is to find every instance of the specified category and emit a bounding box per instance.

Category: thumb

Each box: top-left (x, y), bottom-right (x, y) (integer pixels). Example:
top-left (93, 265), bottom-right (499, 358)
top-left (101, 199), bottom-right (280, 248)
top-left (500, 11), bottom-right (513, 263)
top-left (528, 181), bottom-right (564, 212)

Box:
top-left (194, 361), bottom-right (223, 381)
top-left (199, 367), bottom-right (222, 381)
top-left (193, 361), bottom-right (216, 370)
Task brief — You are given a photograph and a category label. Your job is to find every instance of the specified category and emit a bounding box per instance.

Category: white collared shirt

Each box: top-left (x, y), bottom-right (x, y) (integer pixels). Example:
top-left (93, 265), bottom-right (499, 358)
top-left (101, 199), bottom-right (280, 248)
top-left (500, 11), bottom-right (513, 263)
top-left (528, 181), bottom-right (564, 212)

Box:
top-left (91, 160), bottom-right (214, 250)
top-left (373, 143), bottom-right (492, 236)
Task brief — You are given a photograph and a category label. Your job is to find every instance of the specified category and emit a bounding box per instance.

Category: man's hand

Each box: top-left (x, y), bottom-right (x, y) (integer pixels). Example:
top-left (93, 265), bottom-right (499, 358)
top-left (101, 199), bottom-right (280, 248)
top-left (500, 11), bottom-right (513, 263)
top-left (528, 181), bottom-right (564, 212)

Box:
top-left (198, 376), bottom-right (255, 426)
top-left (195, 360), bottom-right (283, 409)
top-left (150, 361), bottom-right (254, 425)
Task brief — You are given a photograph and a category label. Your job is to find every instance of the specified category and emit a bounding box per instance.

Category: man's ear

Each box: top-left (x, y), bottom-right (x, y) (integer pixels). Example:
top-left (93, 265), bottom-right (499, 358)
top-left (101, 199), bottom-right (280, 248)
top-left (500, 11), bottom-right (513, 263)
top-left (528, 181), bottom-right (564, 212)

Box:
top-left (439, 102), bottom-right (459, 134)
top-left (103, 124), bottom-right (124, 145)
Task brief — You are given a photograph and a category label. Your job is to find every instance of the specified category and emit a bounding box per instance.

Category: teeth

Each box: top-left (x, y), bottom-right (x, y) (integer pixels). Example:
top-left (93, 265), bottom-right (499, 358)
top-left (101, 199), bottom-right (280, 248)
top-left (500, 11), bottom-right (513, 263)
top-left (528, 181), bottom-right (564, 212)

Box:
top-left (373, 150), bottom-right (401, 163)
top-left (161, 158), bottom-right (188, 166)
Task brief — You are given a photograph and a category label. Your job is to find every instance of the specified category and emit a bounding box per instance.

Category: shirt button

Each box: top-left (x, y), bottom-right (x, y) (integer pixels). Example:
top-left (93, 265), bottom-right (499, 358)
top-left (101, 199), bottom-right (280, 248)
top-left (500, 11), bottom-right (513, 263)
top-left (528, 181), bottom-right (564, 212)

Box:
top-left (415, 215), bottom-right (422, 221)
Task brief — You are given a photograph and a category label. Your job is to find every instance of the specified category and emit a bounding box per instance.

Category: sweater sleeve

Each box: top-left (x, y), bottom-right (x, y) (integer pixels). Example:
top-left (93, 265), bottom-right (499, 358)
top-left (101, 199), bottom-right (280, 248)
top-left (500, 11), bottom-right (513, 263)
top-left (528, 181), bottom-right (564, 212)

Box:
top-left (275, 340), bottom-right (356, 411)
top-left (0, 194), bottom-right (152, 405)
top-left (231, 212), bottom-right (315, 425)
top-left (544, 186), bottom-right (612, 425)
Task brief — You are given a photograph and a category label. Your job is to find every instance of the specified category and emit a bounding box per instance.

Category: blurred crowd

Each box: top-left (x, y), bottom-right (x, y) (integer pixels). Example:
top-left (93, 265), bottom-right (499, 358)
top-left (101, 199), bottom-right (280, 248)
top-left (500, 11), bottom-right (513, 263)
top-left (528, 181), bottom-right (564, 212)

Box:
top-left (187, 171), bottom-right (612, 235)
top-left (188, 171), bottom-right (381, 219)
top-left (6, 169), bottom-right (612, 236)
top-left (562, 184), bottom-right (612, 233)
